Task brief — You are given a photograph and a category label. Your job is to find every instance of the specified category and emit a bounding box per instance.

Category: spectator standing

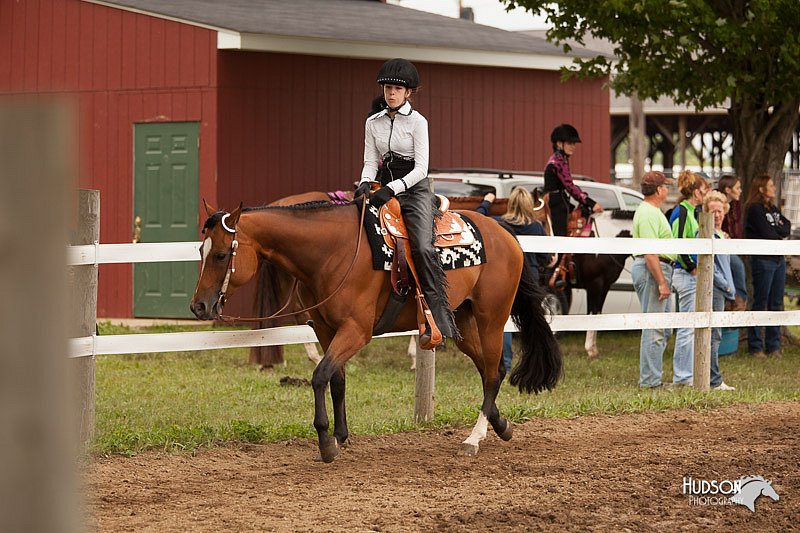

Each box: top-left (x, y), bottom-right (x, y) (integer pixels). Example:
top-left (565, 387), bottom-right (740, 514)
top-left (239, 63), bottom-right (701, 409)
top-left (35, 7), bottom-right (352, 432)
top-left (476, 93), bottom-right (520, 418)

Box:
top-left (744, 174), bottom-right (790, 359)
top-left (631, 171), bottom-right (676, 388)
top-left (702, 191), bottom-right (736, 391)
top-left (477, 188), bottom-right (551, 373)
top-left (669, 170), bottom-right (710, 386)
top-left (717, 175), bottom-right (747, 310)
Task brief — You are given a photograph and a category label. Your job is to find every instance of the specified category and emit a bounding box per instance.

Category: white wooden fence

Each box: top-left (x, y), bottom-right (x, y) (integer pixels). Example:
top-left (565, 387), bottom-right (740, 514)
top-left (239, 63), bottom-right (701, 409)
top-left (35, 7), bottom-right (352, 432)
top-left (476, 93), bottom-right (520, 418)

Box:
top-left (68, 233), bottom-right (800, 358)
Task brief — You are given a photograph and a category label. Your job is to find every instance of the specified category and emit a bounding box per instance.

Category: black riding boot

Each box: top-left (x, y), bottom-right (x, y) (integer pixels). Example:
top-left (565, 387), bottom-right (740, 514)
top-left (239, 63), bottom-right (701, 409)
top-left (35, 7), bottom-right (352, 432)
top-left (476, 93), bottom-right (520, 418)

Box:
top-left (398, 182), bottom-right (460, 340)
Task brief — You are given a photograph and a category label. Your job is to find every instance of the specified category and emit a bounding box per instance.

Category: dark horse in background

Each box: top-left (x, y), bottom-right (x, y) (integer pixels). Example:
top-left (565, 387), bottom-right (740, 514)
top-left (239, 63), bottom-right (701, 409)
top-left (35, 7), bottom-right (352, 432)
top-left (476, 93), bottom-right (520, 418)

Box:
top-left (571, 224), bottom-right (632, 358)
top-left (191, 197), bottom-right (562, 462)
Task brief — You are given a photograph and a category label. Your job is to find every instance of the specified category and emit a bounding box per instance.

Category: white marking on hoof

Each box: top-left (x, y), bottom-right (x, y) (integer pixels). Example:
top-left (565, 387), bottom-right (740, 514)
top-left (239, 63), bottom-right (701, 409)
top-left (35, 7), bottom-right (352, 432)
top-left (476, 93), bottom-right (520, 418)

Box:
top-left (461, 412), bottom-right (489, 455)
top-left (585, 330), bottom-right (599, 359)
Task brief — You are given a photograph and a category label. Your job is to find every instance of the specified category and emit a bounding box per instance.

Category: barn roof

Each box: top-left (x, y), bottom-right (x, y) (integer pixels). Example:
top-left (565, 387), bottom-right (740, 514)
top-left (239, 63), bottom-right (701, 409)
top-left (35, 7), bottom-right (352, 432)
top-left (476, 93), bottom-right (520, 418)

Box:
top-left (86, 0), bottom-right (592, 70)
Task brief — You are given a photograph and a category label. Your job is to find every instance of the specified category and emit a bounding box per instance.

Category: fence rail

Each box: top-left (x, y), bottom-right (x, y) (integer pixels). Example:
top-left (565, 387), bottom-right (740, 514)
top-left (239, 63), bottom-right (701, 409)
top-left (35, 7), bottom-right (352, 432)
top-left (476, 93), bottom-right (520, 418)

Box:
top-left (67, 234), bottom-right (800, 359)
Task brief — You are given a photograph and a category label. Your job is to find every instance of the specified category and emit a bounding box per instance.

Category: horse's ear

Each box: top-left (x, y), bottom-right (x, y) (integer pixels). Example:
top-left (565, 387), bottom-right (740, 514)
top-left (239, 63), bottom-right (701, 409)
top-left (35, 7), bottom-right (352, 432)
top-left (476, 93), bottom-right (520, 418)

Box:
top-left (229, 202), bottom-right (243, 227)
top-left (203, 199), bottom-right (216, 217)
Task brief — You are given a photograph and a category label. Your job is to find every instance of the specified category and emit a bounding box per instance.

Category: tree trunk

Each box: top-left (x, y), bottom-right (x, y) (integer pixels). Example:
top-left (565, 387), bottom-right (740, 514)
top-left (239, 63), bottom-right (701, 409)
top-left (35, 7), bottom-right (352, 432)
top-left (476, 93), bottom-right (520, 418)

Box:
top-left (730, 96), bottom-right (800, 199)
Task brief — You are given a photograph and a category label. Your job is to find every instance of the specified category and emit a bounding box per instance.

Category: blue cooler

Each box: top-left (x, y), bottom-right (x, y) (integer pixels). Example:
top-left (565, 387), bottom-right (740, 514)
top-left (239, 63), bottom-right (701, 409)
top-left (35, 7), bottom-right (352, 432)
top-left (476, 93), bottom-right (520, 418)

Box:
top-left (719, 327), bottom-right (738, 356)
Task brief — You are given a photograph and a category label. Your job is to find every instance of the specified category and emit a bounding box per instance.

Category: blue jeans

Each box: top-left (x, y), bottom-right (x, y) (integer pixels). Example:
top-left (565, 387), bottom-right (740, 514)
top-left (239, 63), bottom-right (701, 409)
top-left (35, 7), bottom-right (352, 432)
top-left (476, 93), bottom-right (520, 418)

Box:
top-left (710, 288), bottom-right (729, 387)
top-left (672, 268), bottom-right (696, 385)
top-left (748, 256), bottom-right (786, 354)
top-left (729, 254), bottom-right (748, 301)
top-left (502, 332), bottom-right (513, 373)
top-left (632, 258), bottom-right (674, 388)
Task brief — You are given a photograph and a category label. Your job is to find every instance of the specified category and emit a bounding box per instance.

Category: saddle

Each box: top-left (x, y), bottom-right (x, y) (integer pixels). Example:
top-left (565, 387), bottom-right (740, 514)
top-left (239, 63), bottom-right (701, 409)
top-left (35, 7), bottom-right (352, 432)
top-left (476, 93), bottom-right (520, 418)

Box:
top-left (376, 195), bottom-right (473, 350)
top-left (379, 195), bottom-right (475, 249)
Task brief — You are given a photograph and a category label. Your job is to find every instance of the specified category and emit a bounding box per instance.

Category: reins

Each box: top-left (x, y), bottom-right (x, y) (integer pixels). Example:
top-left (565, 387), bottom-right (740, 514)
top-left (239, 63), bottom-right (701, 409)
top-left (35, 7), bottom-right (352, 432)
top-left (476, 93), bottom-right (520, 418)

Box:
top-left (217, 196), bottom-right (369, 323)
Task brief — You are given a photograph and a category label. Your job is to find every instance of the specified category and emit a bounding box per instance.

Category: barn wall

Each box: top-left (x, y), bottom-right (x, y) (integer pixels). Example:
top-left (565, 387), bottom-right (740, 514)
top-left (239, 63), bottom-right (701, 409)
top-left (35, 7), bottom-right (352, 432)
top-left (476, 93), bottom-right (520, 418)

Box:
top-left (216, 52), bottom-right (609, 209)
top-left (216, 52), bottom-right (609, 316)
top-left (0, 0), bottom-right (217, 317)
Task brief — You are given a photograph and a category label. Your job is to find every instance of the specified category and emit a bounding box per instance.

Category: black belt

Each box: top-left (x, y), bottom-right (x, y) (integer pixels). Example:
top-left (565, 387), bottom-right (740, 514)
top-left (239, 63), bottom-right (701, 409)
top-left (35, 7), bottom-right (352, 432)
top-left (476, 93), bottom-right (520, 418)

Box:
top-left (659, 257), bottom-right (674, 265)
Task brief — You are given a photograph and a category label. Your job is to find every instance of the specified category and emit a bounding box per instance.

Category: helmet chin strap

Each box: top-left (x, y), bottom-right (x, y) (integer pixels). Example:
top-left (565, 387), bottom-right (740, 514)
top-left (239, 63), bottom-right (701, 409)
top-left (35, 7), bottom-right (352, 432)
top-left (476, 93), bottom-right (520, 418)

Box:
top-left (387, 99), bottom-right (407, 113)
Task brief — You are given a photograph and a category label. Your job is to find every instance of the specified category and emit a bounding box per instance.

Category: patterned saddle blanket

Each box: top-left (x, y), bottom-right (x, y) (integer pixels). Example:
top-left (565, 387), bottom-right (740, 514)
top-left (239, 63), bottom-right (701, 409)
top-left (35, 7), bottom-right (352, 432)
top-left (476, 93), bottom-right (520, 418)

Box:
top-left (361, 202), bottom-right (486, 272)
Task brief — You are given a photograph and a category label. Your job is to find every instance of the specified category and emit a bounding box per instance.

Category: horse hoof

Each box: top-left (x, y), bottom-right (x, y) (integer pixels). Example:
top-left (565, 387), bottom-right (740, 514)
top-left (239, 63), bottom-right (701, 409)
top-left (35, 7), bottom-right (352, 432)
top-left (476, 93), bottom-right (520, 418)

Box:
top-left (497, 423), bottom-right (513, 441)
top-left (459, 442), bottom-right (479, 456)
top-left (319, 441), bottom-right (340, 463)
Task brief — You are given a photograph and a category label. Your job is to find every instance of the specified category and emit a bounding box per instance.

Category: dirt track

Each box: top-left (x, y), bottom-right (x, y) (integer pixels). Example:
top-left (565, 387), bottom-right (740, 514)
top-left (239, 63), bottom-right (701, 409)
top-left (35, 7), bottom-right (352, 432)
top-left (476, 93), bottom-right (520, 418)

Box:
top-left (86, 401), bottom-right (798, 532)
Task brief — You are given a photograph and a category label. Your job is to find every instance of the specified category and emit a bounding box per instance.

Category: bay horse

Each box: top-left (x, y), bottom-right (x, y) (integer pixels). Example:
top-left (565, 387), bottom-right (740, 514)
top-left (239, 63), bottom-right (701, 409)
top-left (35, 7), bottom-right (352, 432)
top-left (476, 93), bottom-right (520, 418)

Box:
top-left (191, 198), bottom-right (562, 462)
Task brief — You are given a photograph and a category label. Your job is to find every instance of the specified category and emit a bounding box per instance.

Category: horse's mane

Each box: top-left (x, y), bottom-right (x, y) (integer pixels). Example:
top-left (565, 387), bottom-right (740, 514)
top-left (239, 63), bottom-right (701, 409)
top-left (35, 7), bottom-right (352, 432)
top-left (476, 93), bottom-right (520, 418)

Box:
top-left (739, 475), bottom-right (768, 486)
top-left (203, 201), bottom-right (354, 231)
top-left (243, 200), bottom-right (354, 212)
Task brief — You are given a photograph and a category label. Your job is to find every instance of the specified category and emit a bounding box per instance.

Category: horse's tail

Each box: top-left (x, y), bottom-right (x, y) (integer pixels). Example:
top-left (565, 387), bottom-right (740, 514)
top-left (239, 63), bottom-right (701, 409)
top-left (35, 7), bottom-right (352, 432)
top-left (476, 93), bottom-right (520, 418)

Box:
top-left (508, 260), bottom-right (563, 394)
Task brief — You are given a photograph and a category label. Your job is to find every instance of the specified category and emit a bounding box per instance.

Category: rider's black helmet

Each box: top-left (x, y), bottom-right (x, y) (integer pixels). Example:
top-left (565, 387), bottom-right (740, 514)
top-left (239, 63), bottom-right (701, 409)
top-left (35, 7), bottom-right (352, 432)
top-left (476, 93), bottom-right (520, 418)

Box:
top-left (550, 123), bottom-right (582, 144)
top-left (377, 58), bottom-right (419, 89)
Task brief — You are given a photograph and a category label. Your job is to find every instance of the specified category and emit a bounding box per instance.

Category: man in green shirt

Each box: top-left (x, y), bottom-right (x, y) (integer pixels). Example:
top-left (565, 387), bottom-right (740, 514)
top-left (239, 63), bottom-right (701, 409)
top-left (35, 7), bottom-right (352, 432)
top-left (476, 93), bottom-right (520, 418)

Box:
top-left (632, 171), bottom-right (676, 388)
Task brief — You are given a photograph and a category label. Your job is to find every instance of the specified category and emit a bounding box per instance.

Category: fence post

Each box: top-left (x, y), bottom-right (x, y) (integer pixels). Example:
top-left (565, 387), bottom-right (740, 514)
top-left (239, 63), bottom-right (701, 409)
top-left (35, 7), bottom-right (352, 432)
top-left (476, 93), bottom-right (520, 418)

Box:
top-left (74, 189), bottom-right (99, 445)
top-left (413, 341), bottom-right (435, 422)
top-left (693, 212), bottom-right (714, 391)
top-left (0, 102), bottom-right (78, 532)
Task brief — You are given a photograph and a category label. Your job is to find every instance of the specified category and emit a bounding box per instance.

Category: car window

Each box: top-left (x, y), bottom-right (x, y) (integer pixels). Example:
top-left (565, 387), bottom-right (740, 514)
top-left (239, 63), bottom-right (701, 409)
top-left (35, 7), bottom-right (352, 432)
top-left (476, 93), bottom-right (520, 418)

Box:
top-left (576, 186), bottom-right (619, 210)
top-left (622, 192), bottom-right (643, 210)
top-left (432, 181), bottom-right (496, 197)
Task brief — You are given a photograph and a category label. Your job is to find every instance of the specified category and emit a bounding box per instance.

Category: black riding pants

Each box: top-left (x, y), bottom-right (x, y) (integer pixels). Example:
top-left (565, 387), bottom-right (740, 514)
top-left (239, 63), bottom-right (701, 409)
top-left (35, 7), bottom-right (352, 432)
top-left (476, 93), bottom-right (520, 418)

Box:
top-left (548, 191), bottom-right (570, 237)
top-left (397, 181), bottom-right (457, 339)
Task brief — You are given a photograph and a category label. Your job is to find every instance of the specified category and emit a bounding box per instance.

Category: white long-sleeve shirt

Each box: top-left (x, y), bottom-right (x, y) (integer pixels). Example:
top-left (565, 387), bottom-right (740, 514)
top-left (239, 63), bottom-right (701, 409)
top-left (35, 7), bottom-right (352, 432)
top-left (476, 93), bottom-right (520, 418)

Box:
top-left (360, 101), bottom-right (429, 195)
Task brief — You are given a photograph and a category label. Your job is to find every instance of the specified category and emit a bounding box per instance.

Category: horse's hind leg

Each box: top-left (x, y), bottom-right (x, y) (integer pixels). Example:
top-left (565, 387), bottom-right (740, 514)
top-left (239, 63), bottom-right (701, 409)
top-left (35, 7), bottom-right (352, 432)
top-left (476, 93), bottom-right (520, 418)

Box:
top-left (454, 306), bottom-right (509, 456)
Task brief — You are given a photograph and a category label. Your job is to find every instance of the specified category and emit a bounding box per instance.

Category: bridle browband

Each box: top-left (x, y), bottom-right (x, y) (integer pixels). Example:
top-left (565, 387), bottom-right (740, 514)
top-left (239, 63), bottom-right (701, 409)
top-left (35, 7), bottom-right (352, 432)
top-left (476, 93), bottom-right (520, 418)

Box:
top-left (208, 197), bottom-right (369, 323)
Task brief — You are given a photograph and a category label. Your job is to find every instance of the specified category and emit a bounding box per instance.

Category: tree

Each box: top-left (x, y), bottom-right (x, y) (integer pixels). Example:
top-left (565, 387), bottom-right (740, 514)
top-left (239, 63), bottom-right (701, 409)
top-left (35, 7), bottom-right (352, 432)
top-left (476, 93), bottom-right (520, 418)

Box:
top-left (504, 0), bottom-right (800, 191)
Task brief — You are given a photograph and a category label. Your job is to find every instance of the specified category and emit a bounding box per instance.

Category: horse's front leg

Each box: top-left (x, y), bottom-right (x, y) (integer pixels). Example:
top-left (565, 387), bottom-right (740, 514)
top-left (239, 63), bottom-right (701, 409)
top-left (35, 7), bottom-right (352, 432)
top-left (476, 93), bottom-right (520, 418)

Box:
top-left (310, 323), bottom-right (367, 463)
top-left (330, 366), bottom-right (348, 447)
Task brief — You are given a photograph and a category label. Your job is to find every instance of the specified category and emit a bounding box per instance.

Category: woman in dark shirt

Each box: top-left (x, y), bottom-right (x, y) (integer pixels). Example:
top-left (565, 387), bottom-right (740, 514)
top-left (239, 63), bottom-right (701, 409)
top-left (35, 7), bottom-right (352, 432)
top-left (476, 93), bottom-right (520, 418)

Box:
top-left (744, 174), bottom-right (790, 358)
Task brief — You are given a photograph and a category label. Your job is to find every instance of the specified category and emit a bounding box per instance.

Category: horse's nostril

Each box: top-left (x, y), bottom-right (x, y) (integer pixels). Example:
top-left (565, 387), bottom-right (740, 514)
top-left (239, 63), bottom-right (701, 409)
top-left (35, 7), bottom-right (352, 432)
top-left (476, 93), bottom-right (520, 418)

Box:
top-left (191, 301), bottom-right (206, 316)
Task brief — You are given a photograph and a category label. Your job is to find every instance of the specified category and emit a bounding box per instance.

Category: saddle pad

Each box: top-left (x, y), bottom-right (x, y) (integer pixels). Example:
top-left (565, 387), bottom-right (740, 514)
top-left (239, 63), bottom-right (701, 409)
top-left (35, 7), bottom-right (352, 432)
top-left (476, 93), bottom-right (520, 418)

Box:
top-left (360, 203), bottom-right (486, 272)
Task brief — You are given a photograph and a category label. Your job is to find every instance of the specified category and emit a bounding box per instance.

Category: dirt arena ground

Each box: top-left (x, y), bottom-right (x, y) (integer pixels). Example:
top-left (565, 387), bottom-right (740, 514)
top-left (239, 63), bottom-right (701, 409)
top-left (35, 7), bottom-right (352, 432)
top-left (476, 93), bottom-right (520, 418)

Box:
top-left (86, 401), bottom-right (798, 532)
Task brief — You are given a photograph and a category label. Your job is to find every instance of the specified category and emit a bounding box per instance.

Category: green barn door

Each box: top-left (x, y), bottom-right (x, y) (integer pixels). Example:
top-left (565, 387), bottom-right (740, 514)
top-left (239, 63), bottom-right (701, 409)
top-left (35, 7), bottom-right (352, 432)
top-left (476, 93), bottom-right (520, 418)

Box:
top-left (133, 122), bottom-right (199, 318)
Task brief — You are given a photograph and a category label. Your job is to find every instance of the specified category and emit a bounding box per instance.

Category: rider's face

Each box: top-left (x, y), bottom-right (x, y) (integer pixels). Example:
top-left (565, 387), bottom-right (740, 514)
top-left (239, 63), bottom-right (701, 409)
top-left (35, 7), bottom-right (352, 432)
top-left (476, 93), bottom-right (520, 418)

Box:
top-left (383, 84), bottom-right (411, 109)
top-left (559, 141), bottom-right (577, 156)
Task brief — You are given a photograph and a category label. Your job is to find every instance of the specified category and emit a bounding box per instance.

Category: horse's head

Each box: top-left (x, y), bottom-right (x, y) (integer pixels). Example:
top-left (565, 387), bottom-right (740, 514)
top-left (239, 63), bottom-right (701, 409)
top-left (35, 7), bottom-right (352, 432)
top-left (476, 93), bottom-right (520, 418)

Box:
top-left (190, 201), bottom-right (260, 320)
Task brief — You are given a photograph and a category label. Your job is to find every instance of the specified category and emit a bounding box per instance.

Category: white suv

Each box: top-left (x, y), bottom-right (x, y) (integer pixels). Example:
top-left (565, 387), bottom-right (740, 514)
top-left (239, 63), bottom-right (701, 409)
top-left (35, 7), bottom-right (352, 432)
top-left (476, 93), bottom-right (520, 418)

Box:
top-left (430, 169), bottom-right (644, 315)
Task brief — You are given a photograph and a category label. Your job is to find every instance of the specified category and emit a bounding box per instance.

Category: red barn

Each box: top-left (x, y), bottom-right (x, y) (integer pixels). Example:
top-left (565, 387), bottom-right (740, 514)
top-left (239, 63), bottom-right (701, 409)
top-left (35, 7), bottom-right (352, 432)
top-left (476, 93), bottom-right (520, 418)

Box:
top-left (1, 0), bottom-right (610, 318)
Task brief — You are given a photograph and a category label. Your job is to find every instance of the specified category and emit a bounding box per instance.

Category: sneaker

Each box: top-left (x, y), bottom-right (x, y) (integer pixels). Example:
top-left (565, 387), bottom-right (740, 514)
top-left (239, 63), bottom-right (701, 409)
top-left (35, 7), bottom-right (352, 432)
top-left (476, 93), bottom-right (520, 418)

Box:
top-left (751, 351), bottom-right (767, 360)
top-left (712, 382), bottom-right (736, 391)
top-left (767, 350), bottom-right (782, 359)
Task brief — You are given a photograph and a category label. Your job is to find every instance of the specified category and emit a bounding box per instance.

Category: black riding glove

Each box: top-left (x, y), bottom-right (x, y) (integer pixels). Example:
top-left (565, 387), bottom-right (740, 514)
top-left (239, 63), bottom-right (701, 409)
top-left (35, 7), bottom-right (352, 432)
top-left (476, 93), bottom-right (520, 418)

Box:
top-left (354, 181), bottom-right (372, 198)
top-left (369, 186), bottom-right (395, 207)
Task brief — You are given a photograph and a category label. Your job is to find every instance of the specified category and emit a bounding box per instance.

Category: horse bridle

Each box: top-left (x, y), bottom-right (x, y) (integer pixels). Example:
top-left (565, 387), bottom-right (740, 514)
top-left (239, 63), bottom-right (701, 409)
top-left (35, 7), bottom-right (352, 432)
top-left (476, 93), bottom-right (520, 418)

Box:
top-left (211, 196), bottom-right (369, 323)
top-left (215, 213), bottom-right (239, 313)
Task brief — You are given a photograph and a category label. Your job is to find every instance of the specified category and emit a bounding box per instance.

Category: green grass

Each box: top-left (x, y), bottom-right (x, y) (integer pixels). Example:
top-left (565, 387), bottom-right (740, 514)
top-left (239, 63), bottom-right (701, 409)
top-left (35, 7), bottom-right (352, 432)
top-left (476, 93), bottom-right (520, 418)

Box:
top-left (93, 322), bottom-right (799, 455)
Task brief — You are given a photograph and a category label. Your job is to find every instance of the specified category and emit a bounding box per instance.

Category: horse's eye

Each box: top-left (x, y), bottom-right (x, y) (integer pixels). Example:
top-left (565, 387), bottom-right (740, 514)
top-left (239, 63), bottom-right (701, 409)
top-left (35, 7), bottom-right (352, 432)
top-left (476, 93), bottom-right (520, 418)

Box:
top-left (214, 252), bottom-right (227, 261)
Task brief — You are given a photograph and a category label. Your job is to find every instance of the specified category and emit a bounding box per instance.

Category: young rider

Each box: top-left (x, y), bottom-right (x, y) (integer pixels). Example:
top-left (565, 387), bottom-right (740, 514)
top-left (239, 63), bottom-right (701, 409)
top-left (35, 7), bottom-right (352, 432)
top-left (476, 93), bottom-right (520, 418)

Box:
top-left (355, 58), bottom-right (458, 347)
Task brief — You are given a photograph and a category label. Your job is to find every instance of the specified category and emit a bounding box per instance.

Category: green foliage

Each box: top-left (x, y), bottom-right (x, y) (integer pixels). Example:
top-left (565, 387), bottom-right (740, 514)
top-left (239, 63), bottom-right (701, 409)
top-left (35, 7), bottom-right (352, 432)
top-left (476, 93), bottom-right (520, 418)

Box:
top-left (504, 0), bottom-right (800, 111)
top-left (93, 327), bottom-right (799, 456)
